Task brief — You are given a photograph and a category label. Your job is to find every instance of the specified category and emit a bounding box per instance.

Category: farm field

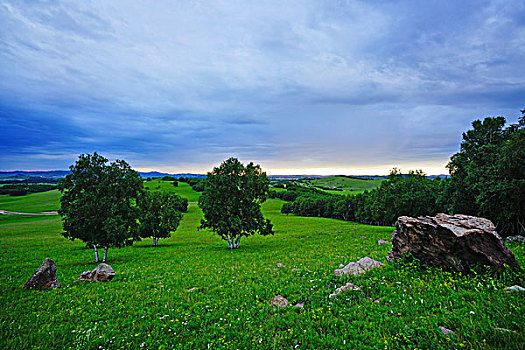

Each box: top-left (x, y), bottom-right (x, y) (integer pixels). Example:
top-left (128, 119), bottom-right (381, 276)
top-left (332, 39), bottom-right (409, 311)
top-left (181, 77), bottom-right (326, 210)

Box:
top-left (302, 176), bottom-right (383, 195)
top-left (0, 185), bottom-right (523, 349)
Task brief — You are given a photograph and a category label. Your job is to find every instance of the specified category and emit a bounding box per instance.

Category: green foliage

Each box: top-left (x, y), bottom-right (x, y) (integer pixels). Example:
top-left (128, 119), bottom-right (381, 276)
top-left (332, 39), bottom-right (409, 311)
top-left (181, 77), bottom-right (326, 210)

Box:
top-left (58, 153), bottom-right (143, 261)
top-left (138, 192), bottom-right (184, 246)
top-left (199, 157), bottom-right (274, 249)
top-left (444, 112), bottom-right (525, 236)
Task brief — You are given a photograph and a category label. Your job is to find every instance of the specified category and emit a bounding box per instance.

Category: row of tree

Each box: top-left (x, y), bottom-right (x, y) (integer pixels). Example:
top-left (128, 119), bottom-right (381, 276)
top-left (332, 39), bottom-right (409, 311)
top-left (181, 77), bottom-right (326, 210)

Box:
top-left (59, 153), bottom-right (188, 262)
top-left (280, 111), bottom-right (525, 236)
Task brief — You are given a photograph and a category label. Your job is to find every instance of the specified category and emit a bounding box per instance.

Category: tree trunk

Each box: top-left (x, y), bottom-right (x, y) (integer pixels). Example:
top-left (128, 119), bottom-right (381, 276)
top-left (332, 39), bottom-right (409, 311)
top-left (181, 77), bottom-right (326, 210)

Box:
top-left (93, 245), bottom-right (99, 262)
top-left (153, 237), bottom-right (157, 246)
top-left (233, 233), bottom-right (242, 249)
top-left (226, 236), bottom-right (233, 249)
top-left (103, 246), bottom-right (108, 262)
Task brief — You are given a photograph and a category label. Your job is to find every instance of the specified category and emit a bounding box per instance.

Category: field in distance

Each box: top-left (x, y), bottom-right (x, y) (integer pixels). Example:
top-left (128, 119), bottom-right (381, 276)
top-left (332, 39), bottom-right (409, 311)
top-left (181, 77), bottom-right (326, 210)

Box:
top-left (300, 176), bottom-right (383, 195)
top-left (0, 181), bottom-right (523, 349)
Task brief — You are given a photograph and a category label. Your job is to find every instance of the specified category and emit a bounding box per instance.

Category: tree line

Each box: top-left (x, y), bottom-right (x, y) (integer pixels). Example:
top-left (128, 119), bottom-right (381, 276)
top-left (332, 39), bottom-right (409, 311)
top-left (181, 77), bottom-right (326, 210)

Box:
top-left (278, 111), bottom-right (525, 237)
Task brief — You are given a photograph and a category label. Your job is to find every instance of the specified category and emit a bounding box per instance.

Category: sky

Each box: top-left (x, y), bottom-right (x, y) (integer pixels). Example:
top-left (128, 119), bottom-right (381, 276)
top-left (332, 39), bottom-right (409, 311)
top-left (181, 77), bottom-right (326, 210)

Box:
top-left (1, 0), bottom-right (524, 175)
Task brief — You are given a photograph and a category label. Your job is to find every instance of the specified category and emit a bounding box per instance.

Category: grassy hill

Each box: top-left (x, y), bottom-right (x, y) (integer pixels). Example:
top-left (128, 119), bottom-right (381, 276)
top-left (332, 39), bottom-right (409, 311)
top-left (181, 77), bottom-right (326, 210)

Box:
top-left (0, 184), bottom-right (523, 349)
top-left (303, 176), bottom-right (383, 195)
top-left (0, 190), bottom-right (61, 213)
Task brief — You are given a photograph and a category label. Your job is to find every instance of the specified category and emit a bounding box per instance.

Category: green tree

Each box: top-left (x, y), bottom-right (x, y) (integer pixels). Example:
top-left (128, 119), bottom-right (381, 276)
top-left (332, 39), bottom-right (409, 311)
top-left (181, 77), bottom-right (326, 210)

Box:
top-left (198, 157), bottom-right (274, 249)
top-left (138, 191), bottom-right (184, 246)
top-left (58, 153), bottom-right (143, 262)
top-left (444, 111), bottom-right (525, 236)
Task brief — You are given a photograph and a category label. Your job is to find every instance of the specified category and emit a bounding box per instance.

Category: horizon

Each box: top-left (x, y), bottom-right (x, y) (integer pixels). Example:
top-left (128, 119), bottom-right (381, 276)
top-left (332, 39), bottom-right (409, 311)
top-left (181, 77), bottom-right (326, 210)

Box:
top-left (1, 1), bottom-right (524, 172)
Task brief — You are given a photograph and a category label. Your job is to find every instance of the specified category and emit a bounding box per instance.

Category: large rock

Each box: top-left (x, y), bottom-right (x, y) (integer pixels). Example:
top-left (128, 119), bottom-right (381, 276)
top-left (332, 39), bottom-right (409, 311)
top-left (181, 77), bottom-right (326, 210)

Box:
top-left (387, 213), bottom-right (519, 272)
top-left (23, 258), bottom-right (61, 289)
top-left (77, 263), bottom-right (115, 282)
top-left (334, 257), bottom-right (384, 276)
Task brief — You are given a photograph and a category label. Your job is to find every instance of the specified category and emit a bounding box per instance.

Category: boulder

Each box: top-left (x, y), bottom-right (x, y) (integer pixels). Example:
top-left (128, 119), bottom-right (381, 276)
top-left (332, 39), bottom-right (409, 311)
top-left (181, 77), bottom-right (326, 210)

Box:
top-left (439, 326), bottom-right (455, 336)
top-left (387, 213), bottom-right (519, 272)
top-left (334, 257), bottom-right (384, 276)
top-left (77, 263), bottom-right (115, 282)
top-left (23, 258), bottom-right (61, 289)
top-left (378, 240), bottom-right (391, 245)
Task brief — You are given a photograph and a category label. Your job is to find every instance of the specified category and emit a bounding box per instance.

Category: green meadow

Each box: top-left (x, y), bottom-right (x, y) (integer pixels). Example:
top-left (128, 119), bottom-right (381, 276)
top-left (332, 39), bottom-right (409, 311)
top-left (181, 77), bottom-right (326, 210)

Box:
top-left (303, 176), bottom-right (383, 195)
top-left (0, 182), bottom-right (523, 349)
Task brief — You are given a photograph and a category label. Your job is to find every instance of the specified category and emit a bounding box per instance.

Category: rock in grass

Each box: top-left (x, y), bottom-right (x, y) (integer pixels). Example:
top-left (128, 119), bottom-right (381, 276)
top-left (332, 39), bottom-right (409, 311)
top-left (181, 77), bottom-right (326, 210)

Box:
top-left (334, 257), bottom-right (384, 276)
top-left (23, 258), bottom-right (61, 290)
top-left (293, 302), bottom-right (304, 308)
top-left (377, 240), bottom-right (391, 245)
top-left (77, 263), bottom-right (115, 282)
top-left (328, 283), bottom-right (361, 298)
top-left (439, 326), bottom-right (455, 336)
top-left (270, 295), bottom-right (289, 308)
top-left (387, 214), bottom-right (519, 272)
top-left (505, 285), bottom-right (525, 293)
top-left (276, 262), bottom-right (286, 268)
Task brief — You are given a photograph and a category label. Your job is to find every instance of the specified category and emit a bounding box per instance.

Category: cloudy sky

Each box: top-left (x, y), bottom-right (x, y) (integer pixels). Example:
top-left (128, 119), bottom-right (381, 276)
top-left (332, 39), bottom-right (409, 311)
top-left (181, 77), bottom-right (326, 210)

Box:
top-left (1, 0), bottom-right (524, 174)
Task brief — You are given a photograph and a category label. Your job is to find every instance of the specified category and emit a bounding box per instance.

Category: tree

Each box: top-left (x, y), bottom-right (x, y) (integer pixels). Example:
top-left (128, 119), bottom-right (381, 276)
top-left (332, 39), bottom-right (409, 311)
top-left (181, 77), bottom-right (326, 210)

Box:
top-left (58, 153), bottom-right (143, 262)
top-left (443, 111), bottom-right (525, 236)
top-left (198, 157), bottom-right (274, 249)
top-left (138, 191), bottom-right (184, 246)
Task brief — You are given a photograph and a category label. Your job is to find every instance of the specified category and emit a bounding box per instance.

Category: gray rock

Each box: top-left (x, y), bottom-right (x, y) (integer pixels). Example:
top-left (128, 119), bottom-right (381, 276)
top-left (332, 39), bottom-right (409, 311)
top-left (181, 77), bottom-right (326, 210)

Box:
top-left (293, 302), bottom-right (304, 308)
top-left (276, 263), bottom-right (286, 268)
top-left (23, 258), bottom-right (61, 289)
top-left (387, 214), bottom-right (519, 272)
top-left (334, 257), bottom-right (384, 276)
top-left (439, 326), bottom-right (455, 336)
top-left (505, 285), bottom-right (525, 292)
top-left (506, 235), bottom-right (525, 244)
top-left (378, 240), bottom-right (391, 245)
top-left (77, 263), bottom-right (115, 282)
top-left (270, 295), bottom-right (289, 308)
top-left (495, 327), bottom-right (517, 333)
top-left (329, 283), bottom-right (361, 298)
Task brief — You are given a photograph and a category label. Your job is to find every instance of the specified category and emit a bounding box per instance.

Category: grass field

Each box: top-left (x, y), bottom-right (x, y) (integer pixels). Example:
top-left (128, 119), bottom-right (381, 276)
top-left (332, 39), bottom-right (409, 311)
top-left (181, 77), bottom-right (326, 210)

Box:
top-left (0, 190), bottom-right (61, 213)
top-left (0, 185), bottom-right (523, 349)
top-left (303, 176), bottom-right (383, 195)
top-left (144, 180), bottom-right (202, 202)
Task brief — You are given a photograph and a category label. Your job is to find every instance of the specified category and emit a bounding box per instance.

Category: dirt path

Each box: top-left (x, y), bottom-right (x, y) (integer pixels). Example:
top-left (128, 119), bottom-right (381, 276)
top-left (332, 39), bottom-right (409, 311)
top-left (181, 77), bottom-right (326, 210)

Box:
top-left (0, 209), bottom-right (59, 216)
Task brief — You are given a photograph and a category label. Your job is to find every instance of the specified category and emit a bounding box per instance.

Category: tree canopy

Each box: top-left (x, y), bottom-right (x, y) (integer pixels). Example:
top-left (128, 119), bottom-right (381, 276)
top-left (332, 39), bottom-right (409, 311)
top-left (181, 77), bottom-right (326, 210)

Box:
top-left (58, 152), bottom-right (143, 262)
top-left (198, 157), bottom-right (274, 249)
top-left (138, 191), bottom-right (185, 246)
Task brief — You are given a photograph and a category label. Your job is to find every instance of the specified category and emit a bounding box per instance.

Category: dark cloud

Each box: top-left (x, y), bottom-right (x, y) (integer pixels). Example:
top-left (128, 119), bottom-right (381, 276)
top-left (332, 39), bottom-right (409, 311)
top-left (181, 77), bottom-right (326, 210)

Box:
top-left (0, 0), bottom-right (523, 174)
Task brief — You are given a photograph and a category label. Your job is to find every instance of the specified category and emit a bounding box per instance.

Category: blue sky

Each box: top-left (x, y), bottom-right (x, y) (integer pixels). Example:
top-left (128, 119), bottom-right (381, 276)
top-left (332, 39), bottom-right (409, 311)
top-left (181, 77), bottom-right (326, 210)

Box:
top-left (1, 0), bottom-right (524, 174)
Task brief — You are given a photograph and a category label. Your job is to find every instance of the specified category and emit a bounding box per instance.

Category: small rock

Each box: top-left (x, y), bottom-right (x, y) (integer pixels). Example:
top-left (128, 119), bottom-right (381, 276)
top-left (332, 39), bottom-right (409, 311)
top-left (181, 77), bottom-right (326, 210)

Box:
top-left (338, 231), bottom-right (342, 233)
top-left (338, 264), bottom-right (345, 268)
top-left (359, 236), bottom-right (366, 239)
top-left (439, 326), bottom-right (455, 336)
top-left (293, 302), bottom-right (304, 308)
top-left (270, 295), bottom-right (289, 308)
top-left (505, 285), bottom-right (525, 292)
top-left (276, 263), bottom-right (286, 268)
top-left (329, 282), bottom-right (361, 298)
top-left (77, 263), bottom-right (115, 282)
top-left (291, 268), bottom-right (299, 272)
top-left (506, 235), bottom-right (525, 244)
top-left (187, 287), bottom-right (199, 292)
top-left (334, 257), bottom-right (384, 276)
top-left (495, 327), bottom-right (517, 333)
top-left (23, 258), bottom-right (61, 290)
top-left (377, 240), bottom-right (391, 245)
